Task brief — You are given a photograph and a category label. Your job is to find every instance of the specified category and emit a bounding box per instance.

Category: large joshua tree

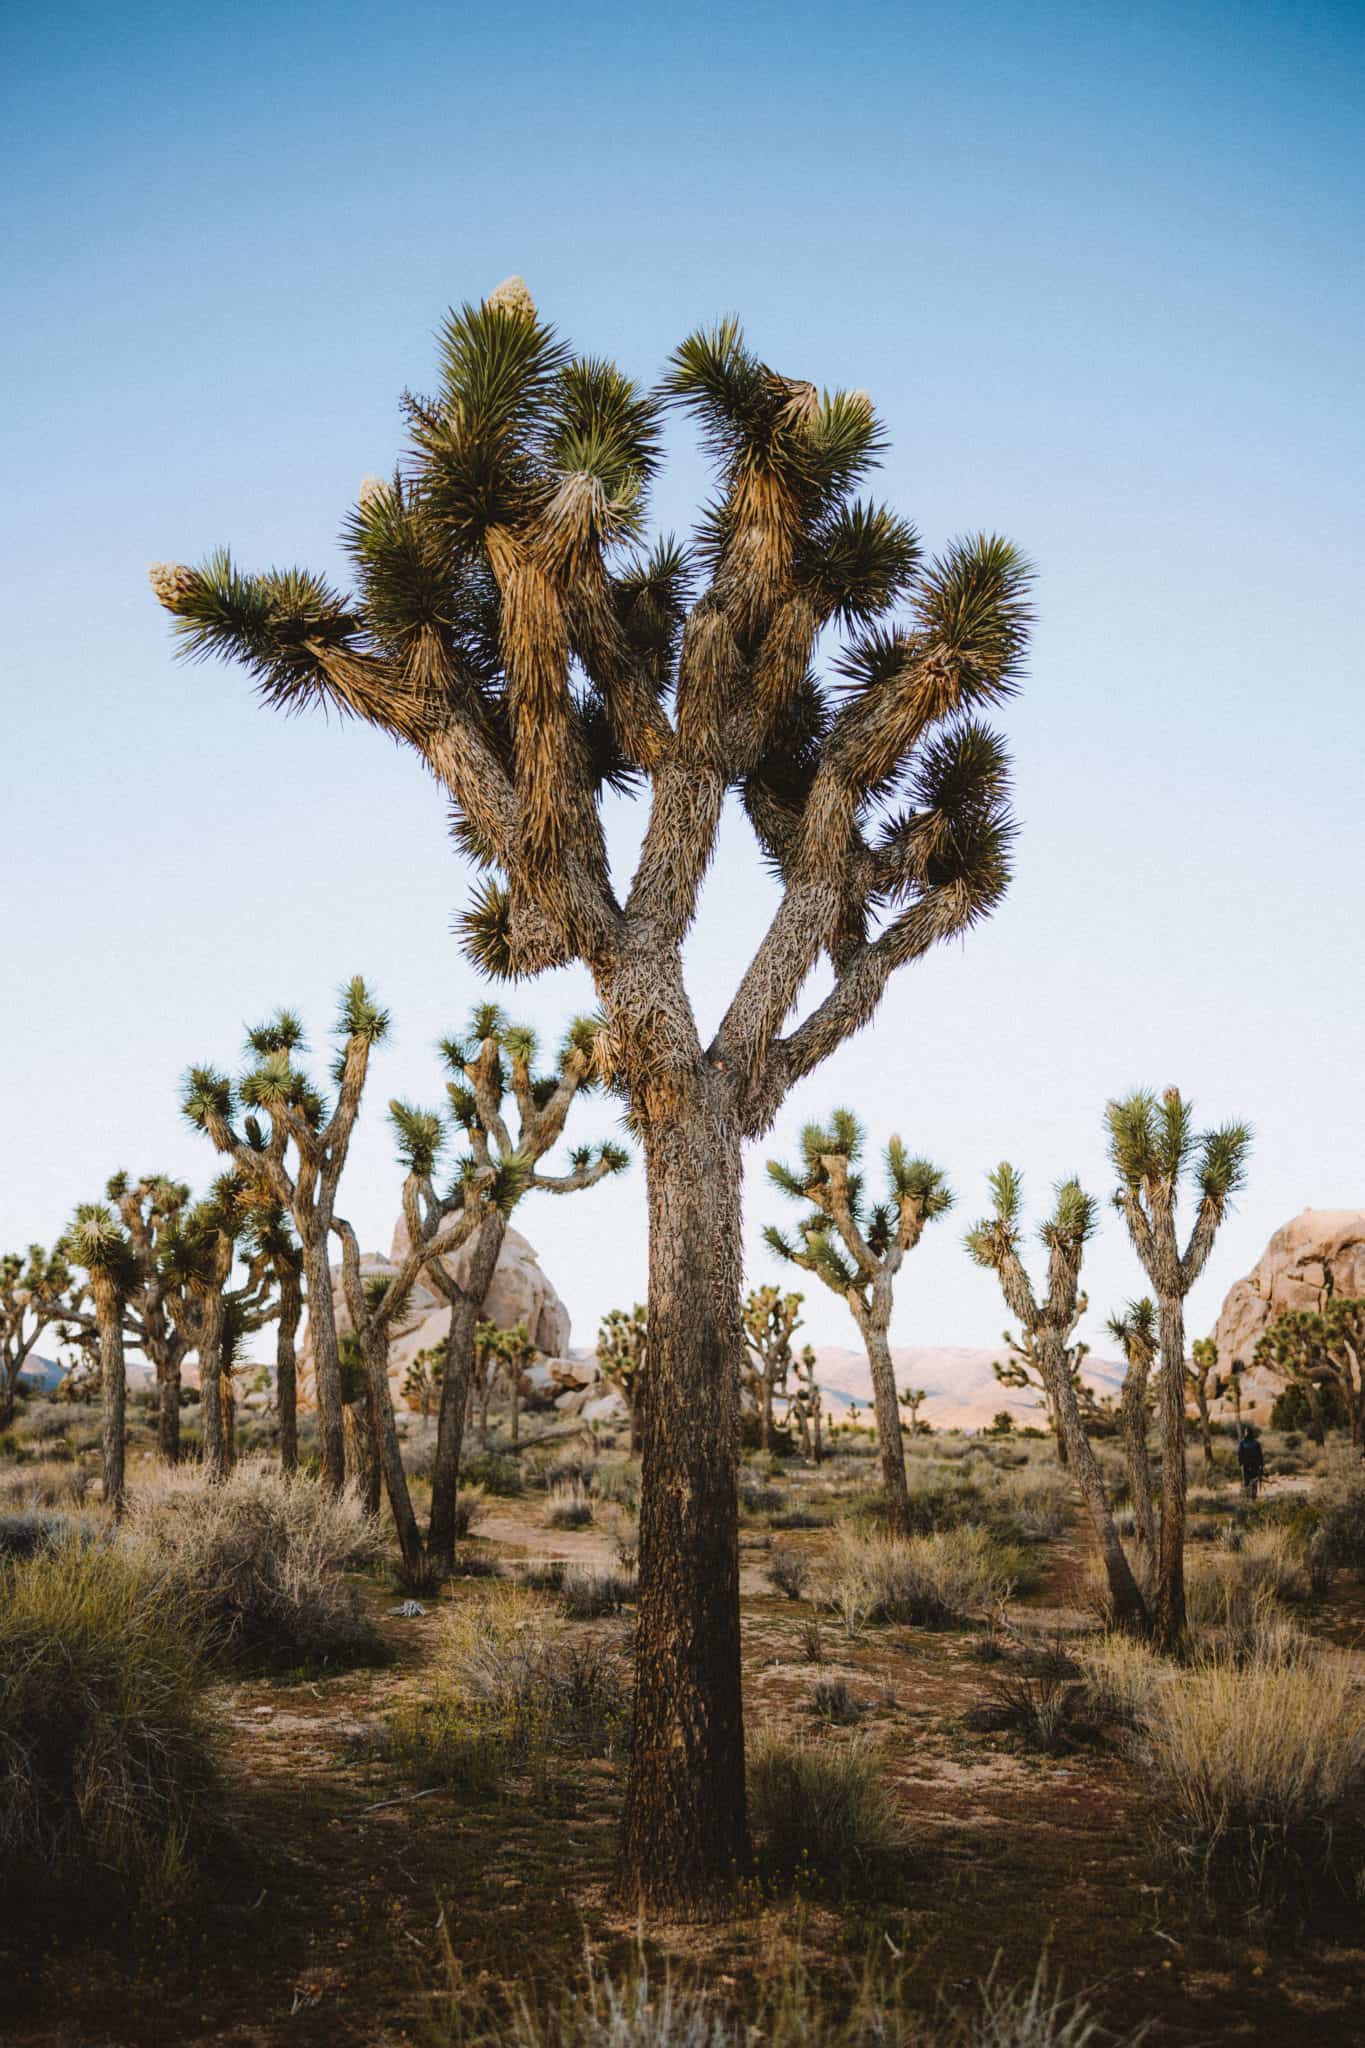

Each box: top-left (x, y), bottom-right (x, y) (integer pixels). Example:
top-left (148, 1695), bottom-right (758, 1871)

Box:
top-left (182, 981), bottom-right (389, 1494)
top-left (0, 1243), bottom-right (80, 1429)
top-left (1106, 1089), bottom-right (1251, 1650)
top-left (150, 280), bottom-right (1025, 1911)
top-left (766, 1114), bottom-right (952, 1536)
top-left (967, 1166), bottom-right (1149, 1631)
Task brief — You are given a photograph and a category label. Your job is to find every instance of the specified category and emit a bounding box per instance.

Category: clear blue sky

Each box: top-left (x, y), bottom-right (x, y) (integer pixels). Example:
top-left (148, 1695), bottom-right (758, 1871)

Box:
top-left (2, 0), bottom-right (1361, 1359)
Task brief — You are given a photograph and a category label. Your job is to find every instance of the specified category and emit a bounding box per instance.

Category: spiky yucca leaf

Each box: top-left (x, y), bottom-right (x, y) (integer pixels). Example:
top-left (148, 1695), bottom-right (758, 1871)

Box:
top-left (886, 1141), bottom-right (954, 1215)
top-left (909, 535), bottom-right (1033, 703)
top-left (182, 1065), bottom-right (234, 1130)
top-left (1197, 1122), bottom-right (1252, 1202)
top-left (501, 1024), bottom-right (538, 1066)
top-left (337, 975), bottom-right (390, 1047)
top-left (1044, 1179), bottom-right (1098, 1246)
top-left (246, 1008), bottom-right (306, 1058)
top-left (988, 1161), bottom-right (1023, 1226)
top-left (457, 879), bottom-right (516, 980)
top-left (64, 1204), bottom-right (137, 1285)
top-left (389, 1100), bottom-right (445, 1176)
top-left (798, 499), bottom-right (922, 627)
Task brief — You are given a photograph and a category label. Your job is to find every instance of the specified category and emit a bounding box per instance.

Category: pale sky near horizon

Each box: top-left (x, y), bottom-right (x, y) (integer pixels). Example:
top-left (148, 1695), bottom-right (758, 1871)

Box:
top-left (2, 1), bottom-right (1362, 1364)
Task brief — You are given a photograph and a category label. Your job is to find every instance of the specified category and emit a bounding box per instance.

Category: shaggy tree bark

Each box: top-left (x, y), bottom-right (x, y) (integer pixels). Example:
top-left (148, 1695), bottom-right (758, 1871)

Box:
top-left (619, 1094), bottom-right (748, 1908)
top-left (427, 1214), bottom-right (505, 1572)
top-left (1110, 1301), bottom-right (1158, 1573)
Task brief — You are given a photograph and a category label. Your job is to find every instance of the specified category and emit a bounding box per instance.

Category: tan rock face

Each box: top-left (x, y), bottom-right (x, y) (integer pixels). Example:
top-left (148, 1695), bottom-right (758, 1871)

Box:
top-left (298, 1221), bottom-right (572, 1411)
top-left (1208, 1208), bottom-right (1365, 1414)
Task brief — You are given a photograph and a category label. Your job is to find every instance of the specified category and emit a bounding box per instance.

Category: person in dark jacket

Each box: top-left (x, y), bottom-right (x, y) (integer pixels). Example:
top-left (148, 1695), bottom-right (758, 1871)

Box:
top-left (1237, 1427), bottom-right (1266, 1500)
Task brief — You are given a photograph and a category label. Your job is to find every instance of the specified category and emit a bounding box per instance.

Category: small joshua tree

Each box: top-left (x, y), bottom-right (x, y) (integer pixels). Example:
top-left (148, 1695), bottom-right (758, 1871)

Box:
top-left (1256, 1300), bottom-right (1365, 1447)
top-left (1107, 1298), bottom-right (1158, 1570)
top-left (158, 1175), bottom-right (274, 1480)
top-left (898, 1384), bottom-right (928, 1437)
top-left (389, 1006), bottom-right (626, 1571)
top-left (153, 282), bottom-right (1026, 1910)
top-left (106, 1174), bottom-right (195, 1462)
top-left (1106, 1088), bottom-right (1251, 1650)
top-left (741, 1286), bottom-right (804, 1452)
top-left (63, 1205), bottom-right (139, 1515)
top-left (1187, 1336), bottom-right (1219, 1466)
top-left (0, 1243), bottom-right (80, 1429)
top-left (788, 1343), bottom-right (823, 1461)
top-left (402, 1346), bottom-right (444, 1421)
top-left (967, 1165), bottom-right (1148, 1631)
top-left (766, 1113), bottom-right (952, 1536)
top-left (334, 1110), bottom-right (522, 1579)
top-left (470, 1320), bottom-right (506, 1448)
top-left (497, 1323), bottom-right (537, 1446)
top-left (598, 1304), bottom-right (647, 1453)
top-left (991, 1313), bottom-right (1091, 1467)
top-left (183, 979), bottom-right (389, 1494)
top-left (248, 1202), bottom-right (304, 1472)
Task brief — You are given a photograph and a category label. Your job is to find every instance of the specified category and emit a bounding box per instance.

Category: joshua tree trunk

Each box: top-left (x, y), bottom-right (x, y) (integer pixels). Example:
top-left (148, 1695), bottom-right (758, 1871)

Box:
top-left (1192, 1379), bottom-right (1214, 1465)
top-left (302, 1231), bottom-right (346, 1494)
top-left (96, 1277), bottom-right (126, 1517)
top-left (276, 1264), bottom-right (301, 1474)
top-left (1043, 1333), bottom-right (1147, 1628)
top-left (426, 1212), bottom-right (506, 1573)
top-left (361, 1326), bottom-right (424, 1576)
top-left (198, 1292), bottom-right (226, 1481)
top-left (1155, 1297), bottom-right (1188, 1650)
top-left (618, 1100), bottom-right (749, 1913)
top-left (157, 1363), bottom-right (181, 1465)
top-left (1048, 1392), bottom-right (1069, 1469)
top-left (1304, 1380), bottom-right (1326, 1446)
top-left (1119, 1357), bottom-right (1156, 1572)
top-left (856, 1308), bottom-right (912, 1538)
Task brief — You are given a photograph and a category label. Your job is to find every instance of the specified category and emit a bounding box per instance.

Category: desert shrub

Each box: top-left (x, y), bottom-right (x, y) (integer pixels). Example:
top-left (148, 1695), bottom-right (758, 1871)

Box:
top-left (764, 1546), bottom-right (811, 1601)
top-left (1138, 1647), bottom-right (1365, 1918)
top-left (810, 1678), bottom-right (862, 1726)
top-left (129, 1462), bottom-right (385, 1675)
top-left (992, 1467), bottom-right (1071, 1543)
top-left (546, 1480), bottom-right (594, 1528)
top-left (798, 1617), bottom-right (826, 1663)
top-left (824, 1527), bottom-right (1018, 1629)
top-left (0, 1509), bottom-right (81, 1559)
top-left (14, 1401), bottom-right (76, 1443)
top-left (0, 1539), bottom-right (220, 1937)
top-left (520, 1559), bottom-right (567, 1593)
top-left (967, 1670), bottom-right (1087, 1754)
top-left (591, 1460), bottom-right (639, 1508)
top-left (460, 1450), bottom-right (523, 1496)
top-left (542, 1453), bottom-right (599, 1490)
top-left (391, 1587), bottom-right (630, 1790)
top-left (453, 1483), bottom-right (489, 1540)
top-left (0, 1458), bottom-right (92, 1509)
top-left (1293, 1454), bottom-right (1365, 1582)
top-left (769, 1506), bottom-right (833, 1530)
top-left (561, 1565), bottom-right (634, 1618)
top-left (611, 1514), bottom-right (639, 1572)
top-left (1184, 1530), bottom-right (1314, 1658)
top-left (739, 1477), bottom-right (783, 1516)
top-left (747, 1734), bottom-right (906, 1898)
top-left (1077, 1634), bottom-right (1167, 1727)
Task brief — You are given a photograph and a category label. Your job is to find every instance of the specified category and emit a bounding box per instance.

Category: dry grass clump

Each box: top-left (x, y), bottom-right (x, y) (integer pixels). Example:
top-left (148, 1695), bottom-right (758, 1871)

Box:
top-left (128, 1461), bottom-right (385, 1675)
top-left (0, 1538), bottom-right (220, 1938)
top-left (561, 1564), bottom-right (635, 1618)
top-left (1184, 1529), bottom-right (1314, 1658)
top-left (546, 1479), bottom-right (594, 1528)
top-left (1137, 1645), bottom-right (1365, 1916)
top-left (747, 1733), bottom-right (907, 1899)
top-left (765, 1545), bottom-right (812, 1600)
top-left (386, 1585), bottom-right (630, 1794)
top-left (1294, 1452), bottom-right (1365, 1582)
top-left (1076, 1633), bottom-right (1167, 1727)
top-left (0, 1457), bottom-right (93, 1509)
top-left (825, 1527), bottom-right (1018, 1631)
top-left (429, 1943), bottom-right (1148, 2048)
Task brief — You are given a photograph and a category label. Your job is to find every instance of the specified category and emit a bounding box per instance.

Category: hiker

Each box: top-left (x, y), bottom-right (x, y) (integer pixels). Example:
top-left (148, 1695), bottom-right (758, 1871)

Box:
top-left (1237, 1426), bottom-right (1266, 1501)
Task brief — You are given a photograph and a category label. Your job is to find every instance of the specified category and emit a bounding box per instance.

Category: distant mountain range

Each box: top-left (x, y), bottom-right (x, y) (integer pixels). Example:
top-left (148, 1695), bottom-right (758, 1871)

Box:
top-left (806, 1344), bottom-right (1125, 1433)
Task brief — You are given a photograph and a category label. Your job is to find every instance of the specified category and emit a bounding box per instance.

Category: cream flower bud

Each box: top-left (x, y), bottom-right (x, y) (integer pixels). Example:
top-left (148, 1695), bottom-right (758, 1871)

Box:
top-left (485, 274), bottom-right (536, 321)
top-left (358, 473), bottom-right (386, 510)
top-left (147, 561), bottom-right (196, 613)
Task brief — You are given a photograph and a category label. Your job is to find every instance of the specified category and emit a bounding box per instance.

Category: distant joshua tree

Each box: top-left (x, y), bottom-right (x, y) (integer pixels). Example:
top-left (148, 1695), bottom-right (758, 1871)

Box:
top-left (63, 1204), bottom-right (139, 1515)
top-left (1107, 1298), bottom-right (1158, 1571)
top-left (183, 979), bottom-right (389, 1494)
top-left (247, 1202), bottom-right (304, 1472)
top-left (967, 1165), bottom-right (1148, 1632)
top-left (788, 1343), bottom-right (824, 1461)
top-left (0, 1243), bottom-right (80, 1429)
top-left (1255, 1299), bottom-right (1365, 1447)
top-left (991, 1312), bottom-right (1091, 1468)
top-left (390, 1006), bottom-right (626, 1573)
top-left (1187, 1336), bottom-right (1219, 1466)
top-left (597, 1304), bottom-right (647, 1454)
top-left (402, 1345), bottom-right (444, 1422)
top-left (898, 1384), bottom-right (928, 1437)
top-left (766, 1113), bottom-right (951, 1537)
top-left (741, 1286), bottom-right (804, 1452)
top-left (152, 280), bottom-right (1026, 1909)
top-left (1106, 1088), bottom-right (1251, 1650)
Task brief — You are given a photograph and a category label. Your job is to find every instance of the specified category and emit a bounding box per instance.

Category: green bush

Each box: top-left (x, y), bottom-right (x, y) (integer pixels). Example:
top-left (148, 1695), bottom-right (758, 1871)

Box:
top-left (748, 1734), bottom-right (906, 1898)
top-left (0, 1540), bottom-right (220, 1940)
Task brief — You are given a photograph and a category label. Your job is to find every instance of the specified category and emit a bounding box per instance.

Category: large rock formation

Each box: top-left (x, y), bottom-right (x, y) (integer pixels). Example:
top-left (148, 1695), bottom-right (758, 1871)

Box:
top-left (1208, 1208), bottom-right (1365, 1414)
top-left (298, 1222), bottom-right (573, 1412)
